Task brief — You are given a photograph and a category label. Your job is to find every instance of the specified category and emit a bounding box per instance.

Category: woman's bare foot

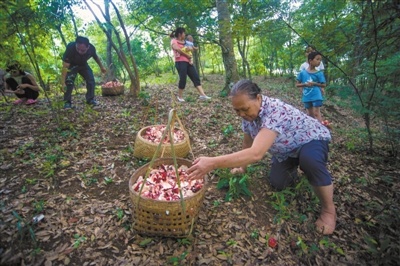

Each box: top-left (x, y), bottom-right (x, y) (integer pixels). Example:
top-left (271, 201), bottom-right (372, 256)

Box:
top-left (315, 208), bottom-right (336, 235)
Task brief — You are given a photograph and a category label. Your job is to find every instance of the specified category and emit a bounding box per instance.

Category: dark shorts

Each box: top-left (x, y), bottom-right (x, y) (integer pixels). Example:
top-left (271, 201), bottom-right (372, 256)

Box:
top-left (304, 100), bottom-right (323, 109)
top-left (269, 140), bottom-right (332, 190)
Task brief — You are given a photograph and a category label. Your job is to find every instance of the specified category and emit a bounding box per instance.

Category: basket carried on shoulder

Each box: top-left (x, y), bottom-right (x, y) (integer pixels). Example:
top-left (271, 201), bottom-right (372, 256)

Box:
top-left (101, 84), bottom-right (124, 96)
top-left (133, 125), bottom-right (190, 159)
top-left (129, 157), bottom-right (206, 237)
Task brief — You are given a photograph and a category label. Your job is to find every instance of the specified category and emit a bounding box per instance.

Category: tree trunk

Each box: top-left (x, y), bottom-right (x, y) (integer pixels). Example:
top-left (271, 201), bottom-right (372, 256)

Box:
top-left (85, 0), bottom-right (140, 97)
top-left (236, 37), bottom-right (251, 78)
top-left (108, 0), bottom-right (140, 95)
top-left (104, 0), bottom-right (116, 81)
top-left (216, 0), bottom-right (239, 96)
top-left (55, 24), bottom-right (67, 47)
top-left (67, 4), bottom-right (78, 37)
top-left (198, 44), bottom-right (206, 80)
top-left (162, 42), bottom-right (175, 74)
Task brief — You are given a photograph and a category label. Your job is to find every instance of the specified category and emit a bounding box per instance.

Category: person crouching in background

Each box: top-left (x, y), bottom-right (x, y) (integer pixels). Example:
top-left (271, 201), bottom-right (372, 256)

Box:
top-left (4, 60), bottom-right (40, 105)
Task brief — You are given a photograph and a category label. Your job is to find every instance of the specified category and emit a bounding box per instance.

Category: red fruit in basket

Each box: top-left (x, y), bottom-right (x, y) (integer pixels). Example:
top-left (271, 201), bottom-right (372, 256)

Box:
top-left (168, 179), bottom-right (176, 187)
top-left (268, 237), bottom-right (278, 248)
top-left (191, 183), bottom-right (202, 193)
top-left (153, 175), bottom-right (161, 184)
top-left (102, 80), bottom-right (122, 88)
top-left (132, 164), bottom-right (204, 201)
top-left (133, 181), bottom-right (142, 192)
top-left (143, 126), bottom-right (185, 144)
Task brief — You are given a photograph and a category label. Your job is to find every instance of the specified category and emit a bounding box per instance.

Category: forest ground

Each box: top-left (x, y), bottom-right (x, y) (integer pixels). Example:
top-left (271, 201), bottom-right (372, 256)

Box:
top-left (0, 75), bottom-right (399, 266)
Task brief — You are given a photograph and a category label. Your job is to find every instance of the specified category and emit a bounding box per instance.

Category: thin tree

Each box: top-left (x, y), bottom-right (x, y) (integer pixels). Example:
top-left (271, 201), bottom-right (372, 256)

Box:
top-left (104, 0), bottom-right (116, 81)
top-left (83, 0), bottom-right (140, 96)
top-left (216, 0), bottom-right (239, 95)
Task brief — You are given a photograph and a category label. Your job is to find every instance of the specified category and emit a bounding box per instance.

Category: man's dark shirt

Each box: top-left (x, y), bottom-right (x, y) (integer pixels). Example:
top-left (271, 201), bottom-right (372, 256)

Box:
top-left (62, 42), bottom-right (99, 66)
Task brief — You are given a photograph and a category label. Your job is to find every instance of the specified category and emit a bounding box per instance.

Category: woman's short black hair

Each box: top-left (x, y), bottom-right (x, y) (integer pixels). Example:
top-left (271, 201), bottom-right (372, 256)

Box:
top-left (230, 79), bottom-right (261, 100)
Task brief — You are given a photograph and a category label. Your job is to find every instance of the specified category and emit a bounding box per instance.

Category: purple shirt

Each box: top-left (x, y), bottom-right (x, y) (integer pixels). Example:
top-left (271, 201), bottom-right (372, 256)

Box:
top-left (242, 95), bottom-right (331, 162)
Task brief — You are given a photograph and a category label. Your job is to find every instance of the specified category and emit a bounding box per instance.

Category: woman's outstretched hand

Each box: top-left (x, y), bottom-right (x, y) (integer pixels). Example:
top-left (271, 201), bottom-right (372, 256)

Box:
top-left (188, 157), bottom-right (214, 180)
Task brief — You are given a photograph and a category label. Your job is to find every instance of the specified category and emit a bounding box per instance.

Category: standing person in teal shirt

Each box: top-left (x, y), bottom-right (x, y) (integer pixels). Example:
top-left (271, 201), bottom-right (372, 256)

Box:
top-left (296, 52), bottom-right (328, 125)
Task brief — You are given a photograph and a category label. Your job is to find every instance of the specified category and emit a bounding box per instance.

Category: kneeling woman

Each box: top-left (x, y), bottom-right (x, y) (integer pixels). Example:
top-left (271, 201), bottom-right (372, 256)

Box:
top-left (188, 79), bottom-right (336, 235)
top-left (4, 61), bottom-right (40, 105)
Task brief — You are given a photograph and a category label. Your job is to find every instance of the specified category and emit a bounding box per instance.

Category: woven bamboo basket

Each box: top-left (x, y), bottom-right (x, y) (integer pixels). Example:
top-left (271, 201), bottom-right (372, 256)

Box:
top-left (129, 157), bottom-right (206, 237)
top-left (133, 125), bottom-right (190, 159)
top-left (101, 85), bottom-right (124, 96)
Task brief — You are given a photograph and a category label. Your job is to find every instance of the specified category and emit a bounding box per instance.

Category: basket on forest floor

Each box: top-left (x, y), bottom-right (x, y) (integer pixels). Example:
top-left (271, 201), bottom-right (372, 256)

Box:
top-left (133, 125), bottom-right (190, 159)
top-left (129, 157), bottom-right (206, 237)
top-left (101, 85), bottom-right (124, 96)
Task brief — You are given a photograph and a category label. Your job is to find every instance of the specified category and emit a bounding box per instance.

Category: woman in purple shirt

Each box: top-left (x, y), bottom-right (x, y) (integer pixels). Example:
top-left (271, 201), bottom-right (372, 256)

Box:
top-left (188, 79), bottom-right (336, 235)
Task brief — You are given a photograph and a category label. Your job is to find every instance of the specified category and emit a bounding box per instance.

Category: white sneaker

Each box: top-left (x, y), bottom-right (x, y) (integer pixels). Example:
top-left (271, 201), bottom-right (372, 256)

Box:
top-left (199, 95), bottom-right (211, 100)
top-left (177, 97), bottom-right (185, 102)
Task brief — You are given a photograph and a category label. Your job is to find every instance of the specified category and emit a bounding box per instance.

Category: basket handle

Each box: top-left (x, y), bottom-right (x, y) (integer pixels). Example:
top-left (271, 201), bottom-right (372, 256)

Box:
top-left (136, 109), bottom-right (190, 213)
top-left (168, 109), bottom-right (194, 159)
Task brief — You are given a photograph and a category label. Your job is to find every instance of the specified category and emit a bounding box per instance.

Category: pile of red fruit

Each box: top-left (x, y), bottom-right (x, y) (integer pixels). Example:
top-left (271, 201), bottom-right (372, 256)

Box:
top-left (102, 80), bottom-right (123, 88)
top-left (143, 125), bottom-right (185, 144)
top-left (132, 164), bottom-right (204, 201)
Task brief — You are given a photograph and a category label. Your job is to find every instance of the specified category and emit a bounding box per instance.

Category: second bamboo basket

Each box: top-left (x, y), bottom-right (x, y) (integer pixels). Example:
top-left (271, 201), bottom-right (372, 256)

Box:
top-left (133, 124), bottom-right (190, 159)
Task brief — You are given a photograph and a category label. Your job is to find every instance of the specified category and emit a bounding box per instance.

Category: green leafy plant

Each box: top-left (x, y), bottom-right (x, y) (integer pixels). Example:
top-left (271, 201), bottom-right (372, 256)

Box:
top-left (296, 236), bottom-right (309, 254)
top-left (184, 95), bottom-right (196, 102)
top-left (250, 229), bottom-right (259, 239)
top-left (13, 142), bottom-right (34, 157)
top-left (121, 108), bottom-right (132, 118)
top-left (269, 177), bottom-right (317, 225)
top-left (136, 157), bottom-right (150, 167)
top-left (88, 164), bottom-right (102, 175)
top-left (25, 178), bottom-right (37, 185)
top-left (32, 200), bottom-right (45, 213)
top-left (12, 211), bottom-right (37, 246)
top-left (73, 234), bottom-right (87, 248)
top-left (226, 239), bottom-right (237, 247)
top-left (207, 139), bottom-right (218, 148)
top-left (319, 237), bottom-right (344, 255)
top-left (215, 169), bottom-right (252, 201)
top-left (59, 129), bottom-right (78, 138)
top-left (125, 144), bottom-right (134, 154)
top-left (168, 251), bottom-right (188, 266)
top-left (269, 189), bottom-right (295, 224)
top-left (138, 91), bottom-right (151, 106)
top-left (222, 124), bottom-right (235, 137)
top-left (177, 238), bottom-right (192, 246)
top-left (213, 200), bottom-right (221, 207)
top-left (115, 208), bottom-right (125, 220)
top-left (139, 238), bottom-right (152, 247)
top-left (104, 176), bottom-right (113, 184)
top-left (79, 173), bottom-right (98, 186)
top-left (39, 145), bottom-right (65, 178)
top-left (31, 247), bottom-right (42, 256)
top-left (217, 250), bottom-right (232, 263)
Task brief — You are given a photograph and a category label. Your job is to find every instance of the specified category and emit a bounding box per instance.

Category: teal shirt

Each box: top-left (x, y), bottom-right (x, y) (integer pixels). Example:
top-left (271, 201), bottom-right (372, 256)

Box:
top-left (297, 70), bottom-right (326, 102)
